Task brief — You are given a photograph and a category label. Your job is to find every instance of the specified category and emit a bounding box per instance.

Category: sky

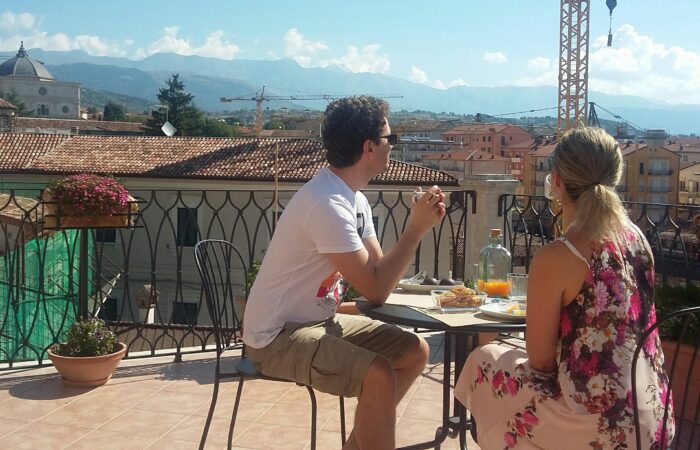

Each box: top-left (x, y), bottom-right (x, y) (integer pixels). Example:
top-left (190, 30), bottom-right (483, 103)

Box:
top-left (1, 1), bottom-right (699, 105)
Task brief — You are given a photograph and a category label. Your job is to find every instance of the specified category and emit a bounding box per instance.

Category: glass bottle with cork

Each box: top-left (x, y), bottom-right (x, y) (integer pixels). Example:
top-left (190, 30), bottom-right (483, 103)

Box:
top-left (477, 228), bottom-right (511, 298)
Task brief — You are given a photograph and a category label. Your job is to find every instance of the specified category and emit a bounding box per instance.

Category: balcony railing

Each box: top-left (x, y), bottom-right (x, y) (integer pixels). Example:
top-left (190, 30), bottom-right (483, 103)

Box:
top-left (647, 186), bottom-right (671, 193)
top-left (500, 194), bottom-right (700, 285)
top-left (648, 168), bottom-right (674, 176)
top-left (0, 187), bottom-right (476, 369)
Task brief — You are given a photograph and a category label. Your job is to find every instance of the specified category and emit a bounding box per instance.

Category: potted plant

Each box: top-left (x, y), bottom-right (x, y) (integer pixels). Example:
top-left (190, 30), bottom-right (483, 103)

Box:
top-left (42, 174), bottom-right (138, 229)
top-left (48, 318), bottom-right (127, 387)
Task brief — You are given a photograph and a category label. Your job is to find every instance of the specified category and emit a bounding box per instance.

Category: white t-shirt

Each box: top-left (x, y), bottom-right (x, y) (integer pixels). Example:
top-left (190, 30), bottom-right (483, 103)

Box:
top-left (242, 167), bottom-right (376, 349)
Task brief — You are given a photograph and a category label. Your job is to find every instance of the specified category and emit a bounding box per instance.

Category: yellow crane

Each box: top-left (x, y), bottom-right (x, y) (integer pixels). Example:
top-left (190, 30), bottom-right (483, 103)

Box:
top-left (220, 86), bottom-right (402, 135)
top-left (557, 0), bottom-right (617, 137)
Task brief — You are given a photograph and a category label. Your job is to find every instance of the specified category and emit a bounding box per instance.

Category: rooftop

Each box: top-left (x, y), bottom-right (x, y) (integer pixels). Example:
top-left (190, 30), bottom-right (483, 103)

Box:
top-left (0, 133), bottom-right (459, 186)
top-left (0, 333), bottom-right (478, 450)
top-left (0, 42), bottom-right (54, 80)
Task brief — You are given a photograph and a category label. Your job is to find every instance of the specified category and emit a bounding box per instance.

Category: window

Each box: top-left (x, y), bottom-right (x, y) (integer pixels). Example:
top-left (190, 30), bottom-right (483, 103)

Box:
top-left (98, 297), bottom-right (118, 321)
top-left (62, 106), bottom-right (69, 114)
top-left (487, 136), bottom-right (491, 142)
top-left (38, 104), bottom-right (49, 116)
top-left (39, 87), bottom-right (47, 95)
top-left (639, 162), bottom-right (644, 175)
top-left (482, 136), bottom-right (486, 142)
top-left (176, 207), bottom-right (199, 247)
top-left (172, 302), bottom-right (198, 325)
top-left (372, 216), bottom-right (379, 233)
top-left (501, 136), bottom-right (506, 145)
top-left (96, 228), bottom-right (117, 243)
top-left (681, 181), bottom-right (686, 191)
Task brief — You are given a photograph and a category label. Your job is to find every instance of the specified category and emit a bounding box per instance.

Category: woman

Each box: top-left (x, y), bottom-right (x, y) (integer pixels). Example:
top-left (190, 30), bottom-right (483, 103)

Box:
top-left (454, 128), bottom-right (674, 449)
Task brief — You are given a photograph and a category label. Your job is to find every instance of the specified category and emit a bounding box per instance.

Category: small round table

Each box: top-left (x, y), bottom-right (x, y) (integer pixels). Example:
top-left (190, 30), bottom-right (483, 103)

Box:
top-left (357, 298), bottom-right (527, 450)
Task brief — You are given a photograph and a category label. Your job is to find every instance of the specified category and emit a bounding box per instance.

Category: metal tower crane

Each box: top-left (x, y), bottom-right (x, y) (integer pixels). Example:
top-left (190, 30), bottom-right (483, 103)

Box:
top-left (220, 86), bottom-right (402, 135)
top-left (556, 0), bottom-right (617, 137)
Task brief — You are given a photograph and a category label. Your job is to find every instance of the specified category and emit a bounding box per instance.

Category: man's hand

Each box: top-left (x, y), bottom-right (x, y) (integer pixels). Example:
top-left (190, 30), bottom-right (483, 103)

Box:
top-left (407, 185), bottom-right (446, 240)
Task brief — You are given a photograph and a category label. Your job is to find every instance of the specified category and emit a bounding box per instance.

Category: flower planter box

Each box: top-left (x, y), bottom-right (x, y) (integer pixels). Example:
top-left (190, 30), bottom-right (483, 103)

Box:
top-left (42, 189), bottom-right (134, 229)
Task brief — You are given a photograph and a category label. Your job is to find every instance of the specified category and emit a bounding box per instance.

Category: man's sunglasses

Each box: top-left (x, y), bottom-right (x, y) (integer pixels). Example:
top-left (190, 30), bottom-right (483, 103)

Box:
top-left (381, 134), bottom-right (398, 145)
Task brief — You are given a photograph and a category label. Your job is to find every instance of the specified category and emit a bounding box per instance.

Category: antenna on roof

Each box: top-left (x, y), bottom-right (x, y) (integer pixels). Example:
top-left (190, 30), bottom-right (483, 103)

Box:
top-left (161, 121), bottom-right (176, 137)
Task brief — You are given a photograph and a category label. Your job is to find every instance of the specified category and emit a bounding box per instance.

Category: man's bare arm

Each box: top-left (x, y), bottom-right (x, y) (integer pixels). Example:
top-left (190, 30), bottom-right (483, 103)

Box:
top-left (328, 188), bottom-right (445, 304)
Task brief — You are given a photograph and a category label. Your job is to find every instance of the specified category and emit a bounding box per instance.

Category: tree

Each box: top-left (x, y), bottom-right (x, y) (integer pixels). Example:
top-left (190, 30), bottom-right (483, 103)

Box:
top-left (103, 100), bottom-right (126, 121)
top-left (199, 118), bottom-right (240, 137)
top-left (0, 89), bottom-right (33, 116)
top-left (146, 74), bottom-right (202, 136)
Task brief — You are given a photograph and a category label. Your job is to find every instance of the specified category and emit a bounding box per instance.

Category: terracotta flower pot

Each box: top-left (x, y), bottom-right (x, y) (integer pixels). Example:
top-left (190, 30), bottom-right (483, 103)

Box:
top-left (48, 342), bottom-right (127, 387)
top-left (41, 189), bottom-right (136, 229)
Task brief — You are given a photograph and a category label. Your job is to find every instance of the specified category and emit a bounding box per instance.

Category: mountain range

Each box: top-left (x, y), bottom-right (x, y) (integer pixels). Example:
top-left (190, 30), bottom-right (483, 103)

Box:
top-left (25, 48), bottom-right (700, 134)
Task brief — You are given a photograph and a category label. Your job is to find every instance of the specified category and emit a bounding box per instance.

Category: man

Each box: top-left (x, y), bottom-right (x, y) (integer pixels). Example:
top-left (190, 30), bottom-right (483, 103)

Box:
top-left (243, 96), bottom-right (446, 450)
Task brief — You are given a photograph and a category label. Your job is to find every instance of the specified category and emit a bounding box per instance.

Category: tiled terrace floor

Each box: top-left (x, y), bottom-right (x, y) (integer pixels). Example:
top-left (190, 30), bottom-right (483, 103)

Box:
top-left (0, 332), bottom-right (478, 450)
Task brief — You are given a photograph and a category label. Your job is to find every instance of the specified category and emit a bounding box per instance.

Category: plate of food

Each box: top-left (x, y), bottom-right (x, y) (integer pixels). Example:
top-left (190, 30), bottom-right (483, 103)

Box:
top-left (431, 287), bottom-right (487, 313)
top-left (397, 276), bottom-right (464, 293)
top-left (478, 302), bottom-right (527, 321)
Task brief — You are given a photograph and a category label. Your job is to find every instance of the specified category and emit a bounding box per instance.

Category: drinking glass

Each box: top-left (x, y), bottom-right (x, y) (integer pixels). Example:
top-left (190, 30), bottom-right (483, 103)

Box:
top-left (507, 273), bottom-right (528, 303)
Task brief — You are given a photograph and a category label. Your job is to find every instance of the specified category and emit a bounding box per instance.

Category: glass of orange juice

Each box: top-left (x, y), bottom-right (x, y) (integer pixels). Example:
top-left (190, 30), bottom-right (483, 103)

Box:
top-left (483, 280), bottom-right (509, 297)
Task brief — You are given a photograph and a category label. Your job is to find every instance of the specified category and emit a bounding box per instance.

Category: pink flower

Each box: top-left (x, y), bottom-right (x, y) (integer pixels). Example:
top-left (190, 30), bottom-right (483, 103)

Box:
top-left (522, 410), bottom-right (539, 426)
top-left (504, 432), bottom-right (517, 448)
top-left (492, 370), bottom-right (504, 389)
top-left (628, 291), bottom-right (641, 320)
top-left (506, 377), bottom-right (519, 396)
top-left (593, 281), bottom-right (608, 314)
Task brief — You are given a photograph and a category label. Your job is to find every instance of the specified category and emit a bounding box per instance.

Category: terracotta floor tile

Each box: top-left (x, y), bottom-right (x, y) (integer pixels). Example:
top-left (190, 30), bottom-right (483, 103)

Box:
top-left (146, 437), bottom-right (200, 449)
top-left (397, 416), bottom-right (475, 450)
top-left (133, 391), bottom-right (211, 415)
top-left (400, 397), bottom-right (445, 422)
top-left (255, 402), bottom-right (336, 430)
top-left (304, 430), bottom-right (345, 450)
top-left (163, 416), bottom-right (253, 445)
top-left (37, 396), bottom-right (128, 429)
top-left (100, 408), bottom-right (190, 436)
top-left (0, 422), bottom-right (92, 450)
top-left (0, 396), bottom-right (73, 421)
top-left (0, 417), bottom-right (31, 439)
top-left (277, 386), bottom-right (343, 410)
top-left (234, 422), bottom-right (313, 450)
top-left (192, 396), bottom-right (275, 423)
top-left (65, 429), bottom-right (155, 450)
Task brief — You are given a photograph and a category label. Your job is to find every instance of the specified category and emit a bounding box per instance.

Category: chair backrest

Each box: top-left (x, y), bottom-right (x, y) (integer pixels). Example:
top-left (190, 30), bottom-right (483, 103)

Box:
top-left (632, 306), bottom-right (700, 450)
top-left (194, 239), bottom-right (249, 355)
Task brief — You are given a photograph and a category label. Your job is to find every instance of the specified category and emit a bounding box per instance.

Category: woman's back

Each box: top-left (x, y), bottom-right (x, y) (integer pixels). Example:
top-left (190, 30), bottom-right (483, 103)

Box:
top-left (557, 223), bottom-right (673, 446)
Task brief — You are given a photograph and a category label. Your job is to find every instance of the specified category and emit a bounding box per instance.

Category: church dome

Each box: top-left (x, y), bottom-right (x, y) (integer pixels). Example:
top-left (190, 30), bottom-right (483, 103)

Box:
top-left (0, 42), bottom-right (54, 80)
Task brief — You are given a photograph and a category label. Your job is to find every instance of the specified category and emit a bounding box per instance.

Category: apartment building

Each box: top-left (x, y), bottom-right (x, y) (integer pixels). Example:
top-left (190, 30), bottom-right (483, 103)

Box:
top-left (618, 142), bottom-right (680, 223)
top-left (522, 141), bottom-right (556, 196)
top-left (441, 124), bottom-right (532, 155)
top-left (421, 148), bottom-right (509, 179)
top-left (679, 162), bottom-right (700, 205)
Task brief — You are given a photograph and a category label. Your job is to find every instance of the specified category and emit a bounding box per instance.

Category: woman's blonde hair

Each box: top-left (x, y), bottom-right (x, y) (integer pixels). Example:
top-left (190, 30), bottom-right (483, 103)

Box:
top-left (552, 127), bottom-right (628, 242)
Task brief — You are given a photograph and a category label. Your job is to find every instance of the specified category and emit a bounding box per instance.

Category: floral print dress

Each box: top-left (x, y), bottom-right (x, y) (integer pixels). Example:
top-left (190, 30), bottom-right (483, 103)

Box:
top-left (454, 225), bottom-right (674, 449)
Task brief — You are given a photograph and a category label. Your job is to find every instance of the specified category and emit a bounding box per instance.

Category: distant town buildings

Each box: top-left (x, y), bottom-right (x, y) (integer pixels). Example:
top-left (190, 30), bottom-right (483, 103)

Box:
top-left (0, 43), bottom-right (80, 119)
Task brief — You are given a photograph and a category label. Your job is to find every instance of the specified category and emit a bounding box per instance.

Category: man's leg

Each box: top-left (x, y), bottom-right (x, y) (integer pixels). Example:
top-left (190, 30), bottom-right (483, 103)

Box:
top-left (350, 356), bottom-right (397, 450)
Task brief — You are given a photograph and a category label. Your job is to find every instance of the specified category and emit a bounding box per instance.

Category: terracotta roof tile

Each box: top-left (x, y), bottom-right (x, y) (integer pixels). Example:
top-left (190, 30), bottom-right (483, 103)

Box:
top-left (15, 117), bottom-right (145, 133)
top-left (0, 134), bottom-right (458, 186)
top-left (0, 133), bottom-right (70, 170)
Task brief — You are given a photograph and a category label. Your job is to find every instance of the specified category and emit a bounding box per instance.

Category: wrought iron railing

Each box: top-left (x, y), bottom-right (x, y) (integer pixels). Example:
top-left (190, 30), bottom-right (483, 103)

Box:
top-left (500, 194), bottom-right (700, 284)
top-left (0, 188), bottom-right (475, 368)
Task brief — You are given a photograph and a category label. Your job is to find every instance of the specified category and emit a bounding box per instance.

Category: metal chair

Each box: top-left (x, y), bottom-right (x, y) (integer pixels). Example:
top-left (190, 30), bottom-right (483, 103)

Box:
top-left (632, 306), bottom-right (700, 450)
top-left (194, 239), bottom-right (346, 450)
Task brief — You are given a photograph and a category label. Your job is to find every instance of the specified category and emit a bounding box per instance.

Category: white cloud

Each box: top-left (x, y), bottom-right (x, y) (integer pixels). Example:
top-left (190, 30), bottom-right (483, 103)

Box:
top-left (320, 44), bottom-right (389, 73)
top-left (482, 51), bottom-right (508, 64)
top-left (409, 66), bottom-right (429, 84)
top-left (0, 11), bottom-right (125, 57)
top-left (409, 67), bottom-right (468, 90)
top-left (0, 11), bottom-right (34, 34)
top-left (588, 24), bottom-right (700, 103)
top-left (527, 56), bottom-right (551, 70)
top-left (283, 28), bottom-right (327, 66)
top-left (135, 27), bottom-right (240, 59)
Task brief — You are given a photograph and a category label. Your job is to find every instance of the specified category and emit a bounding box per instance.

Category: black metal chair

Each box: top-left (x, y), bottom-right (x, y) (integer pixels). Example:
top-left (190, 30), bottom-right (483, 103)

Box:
top-left (194, 239), bottom-right (346, 450)
top-left (632, 306), bottom-right (700, 450)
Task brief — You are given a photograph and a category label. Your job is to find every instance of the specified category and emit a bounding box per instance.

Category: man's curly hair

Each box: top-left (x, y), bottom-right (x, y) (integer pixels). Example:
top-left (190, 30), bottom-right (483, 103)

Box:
top-left (322, 96), bottom-right (389, 168)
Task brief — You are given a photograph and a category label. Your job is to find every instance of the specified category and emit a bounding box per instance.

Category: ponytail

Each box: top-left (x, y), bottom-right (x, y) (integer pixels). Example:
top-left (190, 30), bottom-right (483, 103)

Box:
top-left (571, 183), bottom-right (628, 242)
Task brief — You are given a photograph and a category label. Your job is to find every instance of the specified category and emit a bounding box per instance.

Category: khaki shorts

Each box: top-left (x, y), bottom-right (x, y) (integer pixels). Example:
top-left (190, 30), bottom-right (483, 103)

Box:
top-left (246, 314), bottom-right (419, 398)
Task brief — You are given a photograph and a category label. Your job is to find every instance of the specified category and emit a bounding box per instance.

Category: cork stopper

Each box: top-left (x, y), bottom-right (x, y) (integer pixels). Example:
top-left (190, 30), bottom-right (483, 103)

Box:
top-left (489, 228), bottom-right (502, 238)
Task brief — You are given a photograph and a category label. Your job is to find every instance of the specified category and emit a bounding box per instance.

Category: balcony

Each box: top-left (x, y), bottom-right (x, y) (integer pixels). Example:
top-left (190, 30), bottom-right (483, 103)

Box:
top-left (648, 168), bottom-right (674, 176)
top-left (648, 185), bottom-right (671, 193)
top-left (2, 188), bottom-right (700, 448)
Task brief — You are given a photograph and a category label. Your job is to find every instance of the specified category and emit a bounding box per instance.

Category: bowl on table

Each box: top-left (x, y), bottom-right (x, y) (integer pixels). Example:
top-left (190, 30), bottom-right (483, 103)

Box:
top-left (431, 287), bottom-right (487, 313)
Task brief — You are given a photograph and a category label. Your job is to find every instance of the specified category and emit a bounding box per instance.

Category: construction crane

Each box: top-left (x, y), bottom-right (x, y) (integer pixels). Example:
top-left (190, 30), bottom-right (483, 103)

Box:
top-left (557, 0), bottom-right (617, 137)
top-left (220, 86), bottom-right (402, 135)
